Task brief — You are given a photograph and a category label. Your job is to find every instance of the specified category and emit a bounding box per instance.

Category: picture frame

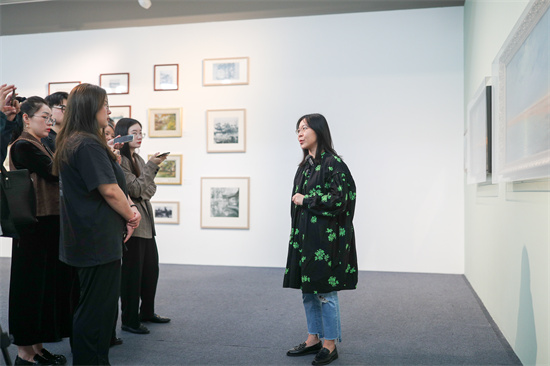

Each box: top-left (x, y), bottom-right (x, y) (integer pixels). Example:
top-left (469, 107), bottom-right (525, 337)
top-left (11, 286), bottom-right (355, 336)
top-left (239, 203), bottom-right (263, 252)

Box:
top-left (491, 0), bottom-right (550, 183)
top-left (151, 201), bottom-right (180, 224)
top-left (154, 64), bottom-right (179, 91)
top-left (148, 154), bottom-right (182, 185)
top-left (206, 109), bottom-right (246, 153)
top-left (100, 73), bottom-right (130, 94)
top-left (148, 108), bottom-right (182, 137)
top-left (203, 57), bottom-right (249, 86)
top-left (109, 105), bottom-right (131, 123)
top-left (201, 177), bottom-right (250, 229)
top-left (47, 81), bottom-right (80, 95)
top-left (465, 77), bottom-right (492, 185)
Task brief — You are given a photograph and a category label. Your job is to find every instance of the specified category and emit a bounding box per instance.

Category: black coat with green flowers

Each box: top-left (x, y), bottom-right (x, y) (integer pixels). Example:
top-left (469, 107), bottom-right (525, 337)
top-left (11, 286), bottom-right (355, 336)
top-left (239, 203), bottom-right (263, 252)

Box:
top-left (283, 152), bottom-right (358, 294)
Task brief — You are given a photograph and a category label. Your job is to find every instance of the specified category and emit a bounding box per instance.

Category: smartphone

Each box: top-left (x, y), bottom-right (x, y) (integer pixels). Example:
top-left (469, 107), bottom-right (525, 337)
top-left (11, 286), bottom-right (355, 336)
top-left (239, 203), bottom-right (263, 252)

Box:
top-left (5, 88), bottom-right (16, 106)
top-left (157, 152), bottom-right (170, 158)
top-left (114, 134), bottom-right (134, 144)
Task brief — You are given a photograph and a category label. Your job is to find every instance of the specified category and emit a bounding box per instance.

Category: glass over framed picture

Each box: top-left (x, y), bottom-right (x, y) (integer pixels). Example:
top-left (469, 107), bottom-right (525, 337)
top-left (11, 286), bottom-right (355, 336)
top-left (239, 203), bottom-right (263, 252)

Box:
top-left (201, 177), bottom-right (250, 229)
top-left (203, 57), bottom-right (249, 86)
top-left (154, 64), bottom-right (179, 91)
top-left (148, 108), bottom-right (182, 137)
top-left (109, 105), bottom-right (131, 123)
top-left (48, 81), bottom-right (80, 95)
top-left (148, 154), bottom-right (182, 185)
top-left (491, 0), bottom-right (550, 183)
top-left (151, 201), bottom-right (180, 224)
top-left (100, 73), bottom-right (130, 94)
top-left (206, 109), bottom-right (246, 153)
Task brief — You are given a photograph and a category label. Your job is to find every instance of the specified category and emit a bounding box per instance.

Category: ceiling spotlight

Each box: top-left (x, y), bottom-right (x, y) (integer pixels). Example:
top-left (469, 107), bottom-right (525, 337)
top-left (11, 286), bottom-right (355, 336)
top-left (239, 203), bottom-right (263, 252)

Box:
top-left (138, 0), bottom-right (151, 9)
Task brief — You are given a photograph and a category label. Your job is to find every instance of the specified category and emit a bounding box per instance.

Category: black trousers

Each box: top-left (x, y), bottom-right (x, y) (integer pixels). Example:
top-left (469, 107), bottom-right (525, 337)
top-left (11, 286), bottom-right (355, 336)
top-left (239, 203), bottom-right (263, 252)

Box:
top-left (120, 236), bottom-right (159, 328)
top-left (73, 260), bottom-right (120, 366)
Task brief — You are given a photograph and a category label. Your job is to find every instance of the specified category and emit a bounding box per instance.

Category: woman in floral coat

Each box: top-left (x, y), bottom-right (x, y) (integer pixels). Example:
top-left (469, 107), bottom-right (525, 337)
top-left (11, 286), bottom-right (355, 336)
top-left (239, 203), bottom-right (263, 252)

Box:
top-left (284, 113), bottom-right (358, 366)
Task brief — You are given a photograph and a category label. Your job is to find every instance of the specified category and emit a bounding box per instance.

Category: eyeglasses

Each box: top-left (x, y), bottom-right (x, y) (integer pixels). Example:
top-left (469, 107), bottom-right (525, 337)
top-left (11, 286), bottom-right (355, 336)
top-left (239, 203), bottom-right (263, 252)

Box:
top-left (32, 115), bottom-right (55, 125)
top-left (130, 132), bottom-right (146, 137)
top-left (295, 125), bottom-right (309, 135)
top-left (53, 105), bottom-right (66, 112)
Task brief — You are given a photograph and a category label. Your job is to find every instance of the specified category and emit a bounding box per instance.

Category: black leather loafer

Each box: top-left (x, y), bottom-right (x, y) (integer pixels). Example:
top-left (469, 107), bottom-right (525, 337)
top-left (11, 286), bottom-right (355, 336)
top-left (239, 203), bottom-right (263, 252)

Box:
top-left (312, 347), bottom-right (338, 365)
top-left (14, 355), bottom-right (49, 365)
top-left (287, 341), bottom-right (322, 357)
top-left (141, 313), bottom-right (171, 323)
top-left (110, 337), bottom-right (123, 347)
top-left (121, 323), bottom-right (150, 334)
top-left (40, 349), bottom-right (67, 365)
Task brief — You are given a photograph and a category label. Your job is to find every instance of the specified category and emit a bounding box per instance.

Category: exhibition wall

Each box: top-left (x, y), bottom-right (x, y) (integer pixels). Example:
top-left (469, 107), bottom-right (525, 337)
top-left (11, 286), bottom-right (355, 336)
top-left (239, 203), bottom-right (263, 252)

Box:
top-left (0, 7), bottom-right (465, 274)
top-left (464, 1), bottom-right (549, 365)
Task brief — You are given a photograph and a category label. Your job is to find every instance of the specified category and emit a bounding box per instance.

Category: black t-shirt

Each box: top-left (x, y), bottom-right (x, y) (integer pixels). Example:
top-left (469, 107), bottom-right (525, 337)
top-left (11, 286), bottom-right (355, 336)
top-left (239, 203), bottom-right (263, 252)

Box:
top-left (59, 136), bottom-right (127, 267)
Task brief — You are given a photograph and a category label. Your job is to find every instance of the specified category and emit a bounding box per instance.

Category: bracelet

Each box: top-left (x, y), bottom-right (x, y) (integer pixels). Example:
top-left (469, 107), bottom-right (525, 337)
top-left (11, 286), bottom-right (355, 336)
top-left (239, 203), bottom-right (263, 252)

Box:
top-left (130, 204), bottom-right (137, 208)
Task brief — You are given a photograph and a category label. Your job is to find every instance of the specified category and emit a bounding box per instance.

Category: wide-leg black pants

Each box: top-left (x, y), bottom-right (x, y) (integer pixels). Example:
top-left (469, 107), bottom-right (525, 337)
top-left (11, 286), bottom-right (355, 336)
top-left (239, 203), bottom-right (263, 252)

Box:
top-left (72, 260), bottom-right (120, 366)
top-left (120, 236), bottom-right (159, 328)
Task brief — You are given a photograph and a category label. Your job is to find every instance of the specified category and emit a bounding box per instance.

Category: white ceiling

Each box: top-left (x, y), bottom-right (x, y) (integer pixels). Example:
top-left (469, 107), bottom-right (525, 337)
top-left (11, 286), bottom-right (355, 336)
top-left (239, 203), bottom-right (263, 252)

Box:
top-left (0, 0), bottom-right (464, 36)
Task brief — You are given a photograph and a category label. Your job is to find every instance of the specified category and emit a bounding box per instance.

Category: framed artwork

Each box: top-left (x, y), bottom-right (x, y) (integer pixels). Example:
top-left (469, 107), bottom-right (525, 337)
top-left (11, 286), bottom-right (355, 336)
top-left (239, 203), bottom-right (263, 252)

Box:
top-left (148, 108), bottom-right (182, 137)
top-left (466, 77), bottom-right (492, 185)
top-left (203, 57), bottom-right (249, 86)
top-left (154, 64), bottom-right (179, 91)
top-left (148, 154), bottom-right (182, 185)
top-left (100, 73), bottom-right (130, 94)
top-left (491, 0), bottom-right (550, 183)
top-left (151, 201), bottom-right (180, 224)
top-left (206, 109), bottom-right (246, 153)
top-left (109, 105), bottom-right (131, 123)
top-left (48, 81), bottom-right (80, 95)
top-left (201, 177), bottom-right (250, 229)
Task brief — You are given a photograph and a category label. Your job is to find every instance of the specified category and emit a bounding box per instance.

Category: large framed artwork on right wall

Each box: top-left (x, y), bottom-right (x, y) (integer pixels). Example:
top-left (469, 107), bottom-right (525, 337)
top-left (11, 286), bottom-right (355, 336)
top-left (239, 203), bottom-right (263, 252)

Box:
top-left (492, 0), bottom-right (550, 183)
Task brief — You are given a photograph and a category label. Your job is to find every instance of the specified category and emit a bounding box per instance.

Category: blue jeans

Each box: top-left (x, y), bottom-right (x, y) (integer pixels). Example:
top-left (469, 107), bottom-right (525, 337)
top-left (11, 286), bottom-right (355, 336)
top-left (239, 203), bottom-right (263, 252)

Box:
top-left (302, 291), bottom-right (342, 342)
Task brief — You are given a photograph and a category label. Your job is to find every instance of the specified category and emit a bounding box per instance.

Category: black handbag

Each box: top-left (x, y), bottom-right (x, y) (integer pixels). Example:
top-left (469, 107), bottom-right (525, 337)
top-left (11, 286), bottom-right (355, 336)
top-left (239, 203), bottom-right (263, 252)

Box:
top-left (0, 164), bottom-right (37, 238)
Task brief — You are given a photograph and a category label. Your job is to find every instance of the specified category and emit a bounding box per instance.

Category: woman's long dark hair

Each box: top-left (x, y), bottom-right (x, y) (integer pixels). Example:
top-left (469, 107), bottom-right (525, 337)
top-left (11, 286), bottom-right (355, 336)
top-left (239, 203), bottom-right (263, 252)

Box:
top-left (53, 83), bottom-right (116, 175)
top-left (297, 113), bottom-right (339, 167)
top-left (115, 118), bottom-right (141, 177)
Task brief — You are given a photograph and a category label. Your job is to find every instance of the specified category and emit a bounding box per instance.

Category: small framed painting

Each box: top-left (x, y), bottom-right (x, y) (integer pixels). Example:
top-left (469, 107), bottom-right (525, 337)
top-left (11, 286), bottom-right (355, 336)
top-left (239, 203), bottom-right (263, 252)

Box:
top-left (48, 81), bottom-right (80, 95)
top-left (109, 105), bottom-right (131, 123)
top-left (154, 64), bottom-right (179, 91)
top-left (206, 109), bottom-right (246, 153)
top-left (100, 73), bottom-right (130, 94)
top-left (203, 57), bottom-right (249, 86)
top-left (201, 177), bottom-right (250, 229)
top-left (148, 108), bottom-right (182, 137)
top-left (148, 154), bottom-right (182, 185)
top-left (151, 201), bottom-right (180, 224)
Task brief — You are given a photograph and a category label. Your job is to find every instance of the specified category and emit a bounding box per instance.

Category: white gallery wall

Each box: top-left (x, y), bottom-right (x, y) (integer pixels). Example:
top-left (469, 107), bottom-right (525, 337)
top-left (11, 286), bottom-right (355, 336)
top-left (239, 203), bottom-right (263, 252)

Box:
top-left (0, 6), bottom-right (465, 274)
top-left (464, 1), bottom-right (549, 365)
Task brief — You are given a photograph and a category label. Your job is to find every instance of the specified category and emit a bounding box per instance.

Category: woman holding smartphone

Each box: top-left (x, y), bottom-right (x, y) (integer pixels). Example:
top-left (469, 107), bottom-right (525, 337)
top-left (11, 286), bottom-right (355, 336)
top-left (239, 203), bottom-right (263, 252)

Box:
top-left (115, 118), bottom-right (171, 335)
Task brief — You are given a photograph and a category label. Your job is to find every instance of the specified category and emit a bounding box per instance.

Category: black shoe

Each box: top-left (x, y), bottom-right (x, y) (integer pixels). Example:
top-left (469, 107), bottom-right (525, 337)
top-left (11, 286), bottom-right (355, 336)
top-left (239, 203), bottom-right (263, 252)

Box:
top-left (110, 337), bottom-right (123, 347)
top-left (121, 323), bottom-right (150, 334)
top-left (312, 347), bottom-right (338, 365)
top-left (40, 349), bottom-right (66, 365)
top-left (287, 341), bottom-right (322, 357)
top-left (140, 313), bottom-right (171, 323)
top-left (14, 355), bottom-right (48, 365)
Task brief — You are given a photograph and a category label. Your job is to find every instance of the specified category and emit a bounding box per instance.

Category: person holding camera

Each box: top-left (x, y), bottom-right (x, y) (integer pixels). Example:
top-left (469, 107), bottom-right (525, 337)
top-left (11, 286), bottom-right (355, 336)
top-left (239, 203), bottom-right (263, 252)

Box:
top-left (0, 84), bottom-right (19, 164)
top-left (9, 96), bottom-right (72, 365)
top-left (115, 118), bottom-right (171, 335)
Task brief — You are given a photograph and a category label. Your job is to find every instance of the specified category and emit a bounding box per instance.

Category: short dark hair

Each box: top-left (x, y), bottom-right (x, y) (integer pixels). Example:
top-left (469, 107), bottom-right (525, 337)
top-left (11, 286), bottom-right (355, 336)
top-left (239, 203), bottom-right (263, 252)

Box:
top-left (296, 113), bottom-right (339, 166)
top-left (45, 91), bottom-right (68, 108)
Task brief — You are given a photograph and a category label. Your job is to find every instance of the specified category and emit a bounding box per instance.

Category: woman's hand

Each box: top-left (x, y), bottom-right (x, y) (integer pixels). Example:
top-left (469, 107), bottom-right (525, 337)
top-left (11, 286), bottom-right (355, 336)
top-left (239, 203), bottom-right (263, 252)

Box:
top-left (124, 224), bottom-right (135, 243)
top-left (149, 152), bottom-right (167, 166)
top-left (107, 136), bottom-right (124, 150)
top-left (292, 193), bottom-right (305, 206)
top-left (0, 84), bottom-right (18, 121)
top-left (128, 206), bottom-right (141, 228)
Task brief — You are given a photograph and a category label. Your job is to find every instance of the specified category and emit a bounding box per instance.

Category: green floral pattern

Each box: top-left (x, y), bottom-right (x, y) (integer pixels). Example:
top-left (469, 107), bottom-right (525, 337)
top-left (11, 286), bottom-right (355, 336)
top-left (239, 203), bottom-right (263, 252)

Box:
top-left (283, 153), bottom-right (358, 294)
